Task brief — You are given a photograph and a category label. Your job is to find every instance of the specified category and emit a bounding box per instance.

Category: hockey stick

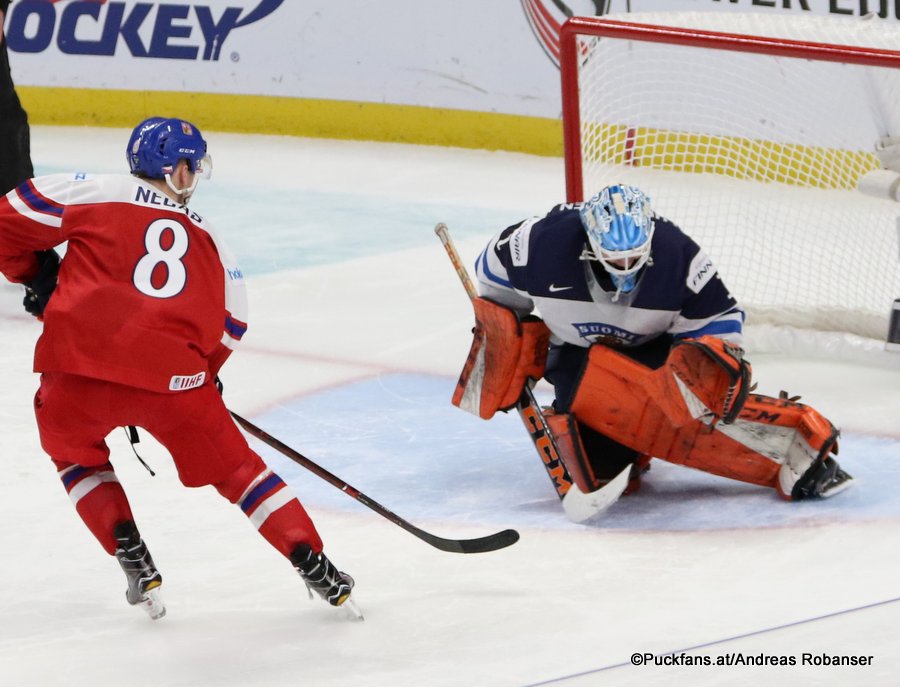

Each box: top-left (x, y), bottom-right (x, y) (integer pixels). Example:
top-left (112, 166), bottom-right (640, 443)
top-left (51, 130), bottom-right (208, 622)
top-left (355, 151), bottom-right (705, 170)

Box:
top-left (517, 384), bottom-right (630, 522)
top-left (434, 222), bottom-right (629, 522)
top-left (230, 411), bottom-right (520, 554)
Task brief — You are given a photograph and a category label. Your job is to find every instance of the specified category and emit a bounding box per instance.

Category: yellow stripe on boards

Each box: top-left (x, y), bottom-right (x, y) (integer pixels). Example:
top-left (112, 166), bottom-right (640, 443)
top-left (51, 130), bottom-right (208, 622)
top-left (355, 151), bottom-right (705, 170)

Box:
top-left (19, 86), bottom-right (877, 183)
top-left (16, 86), bottom-right (564, 157)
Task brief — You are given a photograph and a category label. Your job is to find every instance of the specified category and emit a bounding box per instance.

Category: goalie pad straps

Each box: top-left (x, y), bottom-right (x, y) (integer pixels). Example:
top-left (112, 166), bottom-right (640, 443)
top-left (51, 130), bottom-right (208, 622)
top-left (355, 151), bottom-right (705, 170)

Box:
top-left (570, 344), bottom-right (839, 495)
top-left (452, 298), bottom-right (550, 419)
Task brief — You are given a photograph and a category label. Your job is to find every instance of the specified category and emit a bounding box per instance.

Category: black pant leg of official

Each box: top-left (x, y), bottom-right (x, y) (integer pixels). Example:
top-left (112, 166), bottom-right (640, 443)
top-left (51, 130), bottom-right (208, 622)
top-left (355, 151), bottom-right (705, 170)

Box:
top-left (0, 19), bottom-right (34, 194)
top-left (0, 115), bottom-right (33, 193)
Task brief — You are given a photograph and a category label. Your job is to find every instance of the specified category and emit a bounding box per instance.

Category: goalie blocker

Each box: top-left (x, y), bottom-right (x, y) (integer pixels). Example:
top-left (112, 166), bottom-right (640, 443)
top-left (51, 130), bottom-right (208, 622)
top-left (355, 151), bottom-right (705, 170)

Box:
top-left (452, 297), bottom-right (550, 419)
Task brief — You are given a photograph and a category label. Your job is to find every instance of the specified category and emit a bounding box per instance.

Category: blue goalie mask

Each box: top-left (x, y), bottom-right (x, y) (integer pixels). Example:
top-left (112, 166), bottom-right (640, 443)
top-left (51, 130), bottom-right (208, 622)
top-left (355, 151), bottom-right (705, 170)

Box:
top-left (579, 184), bottom-right (655, 296)
top-left (126, 117), bottom-right (211, 202)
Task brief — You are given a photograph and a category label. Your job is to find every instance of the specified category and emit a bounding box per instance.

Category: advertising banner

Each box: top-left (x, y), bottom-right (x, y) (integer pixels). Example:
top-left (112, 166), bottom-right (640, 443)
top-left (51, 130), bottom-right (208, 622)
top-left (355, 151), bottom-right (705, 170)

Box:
top-left (3, 1), bottom-right (898, 150)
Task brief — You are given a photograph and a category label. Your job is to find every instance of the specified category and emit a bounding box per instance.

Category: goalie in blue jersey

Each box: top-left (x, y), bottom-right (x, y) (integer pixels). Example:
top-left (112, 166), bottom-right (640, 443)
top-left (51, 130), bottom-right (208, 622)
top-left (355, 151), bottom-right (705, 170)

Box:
top-left (451, 184), bottom-right (852, 512)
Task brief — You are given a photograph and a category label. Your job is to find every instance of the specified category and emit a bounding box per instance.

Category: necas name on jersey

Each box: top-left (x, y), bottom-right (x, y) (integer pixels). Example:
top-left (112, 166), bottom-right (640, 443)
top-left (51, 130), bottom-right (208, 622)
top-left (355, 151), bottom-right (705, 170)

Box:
top-left (133, 185), bottom-right (204, 224)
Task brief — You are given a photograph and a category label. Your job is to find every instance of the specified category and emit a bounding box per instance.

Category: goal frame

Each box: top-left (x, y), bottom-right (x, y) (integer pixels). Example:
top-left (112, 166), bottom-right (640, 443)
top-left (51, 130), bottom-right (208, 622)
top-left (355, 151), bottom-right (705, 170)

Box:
top-left (560, 16), bottom-right (900, 203)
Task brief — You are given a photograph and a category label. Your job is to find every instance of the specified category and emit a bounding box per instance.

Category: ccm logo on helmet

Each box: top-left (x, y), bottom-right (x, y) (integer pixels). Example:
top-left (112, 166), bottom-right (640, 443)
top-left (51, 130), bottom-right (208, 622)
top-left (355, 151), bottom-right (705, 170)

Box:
top-left (5, 0), bottom-right (284, 60)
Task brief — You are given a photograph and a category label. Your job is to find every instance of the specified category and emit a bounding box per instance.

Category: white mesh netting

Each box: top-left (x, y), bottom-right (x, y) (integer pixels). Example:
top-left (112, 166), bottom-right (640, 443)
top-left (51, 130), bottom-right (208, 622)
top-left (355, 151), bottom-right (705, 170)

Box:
top-left (566, 12), bottom-right (900, 362)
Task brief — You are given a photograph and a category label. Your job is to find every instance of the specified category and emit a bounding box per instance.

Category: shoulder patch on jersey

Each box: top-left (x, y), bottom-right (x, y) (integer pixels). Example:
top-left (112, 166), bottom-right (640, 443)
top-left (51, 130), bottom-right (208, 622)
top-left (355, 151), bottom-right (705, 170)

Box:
top-left (509, 218), bottom-right (537, 267)
top-left (687, 250), bottom-right (717, 294)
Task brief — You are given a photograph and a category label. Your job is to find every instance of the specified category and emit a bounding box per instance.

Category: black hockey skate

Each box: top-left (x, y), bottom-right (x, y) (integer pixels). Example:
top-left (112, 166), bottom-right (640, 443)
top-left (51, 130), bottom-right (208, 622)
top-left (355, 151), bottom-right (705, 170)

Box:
top-left (792, 457), bottom-right (853, 500)
top-left (114, 521), bottom-right (165, 620)
top-left (290, 545), bottom-right (361, 619)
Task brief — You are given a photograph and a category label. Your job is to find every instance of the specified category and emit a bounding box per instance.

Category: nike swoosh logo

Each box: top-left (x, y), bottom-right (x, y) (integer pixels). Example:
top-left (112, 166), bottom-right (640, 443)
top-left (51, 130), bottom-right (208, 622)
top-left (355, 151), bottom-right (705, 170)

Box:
top-left (496, 236), bottom-right (512, 248)
top-left (549, 284), bottom-right (573, 292)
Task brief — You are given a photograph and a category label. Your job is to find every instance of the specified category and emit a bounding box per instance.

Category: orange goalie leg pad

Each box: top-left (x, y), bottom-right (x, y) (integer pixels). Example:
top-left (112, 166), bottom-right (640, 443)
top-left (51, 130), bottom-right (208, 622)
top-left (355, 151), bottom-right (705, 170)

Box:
top-left (544, 410), bottom-right (648, 495)
top-left (628, 454), bottom-right (653, 494)
top-left (569, 346), bottom-right (838, 492)
top-left (544, 411), bottom-right (600, 493)
top-left (736, 394), bottom-right (840, 498)
top-left (647, 395), bottom-right (839, 493)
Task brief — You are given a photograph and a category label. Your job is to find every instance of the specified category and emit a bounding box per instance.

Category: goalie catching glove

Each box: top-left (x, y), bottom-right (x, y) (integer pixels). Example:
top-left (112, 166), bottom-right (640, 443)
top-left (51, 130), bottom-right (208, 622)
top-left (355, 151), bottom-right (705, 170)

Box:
top-left (452, 298), bottom-right (550, 419)
top-left (657, 336), bottom-right (752, 427)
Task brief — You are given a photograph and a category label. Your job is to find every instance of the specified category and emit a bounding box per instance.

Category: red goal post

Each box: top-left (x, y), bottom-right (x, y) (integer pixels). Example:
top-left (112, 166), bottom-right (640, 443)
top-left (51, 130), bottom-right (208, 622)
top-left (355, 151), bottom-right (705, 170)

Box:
top-left (559, 13), bottom-right (900, 360)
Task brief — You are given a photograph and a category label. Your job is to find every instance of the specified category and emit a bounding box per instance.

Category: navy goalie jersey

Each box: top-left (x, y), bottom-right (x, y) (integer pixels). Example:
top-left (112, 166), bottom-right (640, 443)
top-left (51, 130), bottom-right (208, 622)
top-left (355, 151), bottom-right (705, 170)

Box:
top-left (474, 203), bottom-right (744, 349)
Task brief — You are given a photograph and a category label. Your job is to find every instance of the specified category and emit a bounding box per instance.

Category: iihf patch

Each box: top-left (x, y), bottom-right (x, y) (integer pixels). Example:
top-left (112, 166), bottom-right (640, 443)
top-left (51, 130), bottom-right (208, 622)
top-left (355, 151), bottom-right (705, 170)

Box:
top-left (169, 372), bottom-right (206, 391)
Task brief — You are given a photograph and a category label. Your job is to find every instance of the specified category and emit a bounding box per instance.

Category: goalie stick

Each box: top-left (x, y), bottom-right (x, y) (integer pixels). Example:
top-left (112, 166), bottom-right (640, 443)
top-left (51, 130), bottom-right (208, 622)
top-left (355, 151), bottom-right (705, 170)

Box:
top-left (434, 222), bottom-right (629, 522)
top-left (230, 411), bottom-right (520, 554)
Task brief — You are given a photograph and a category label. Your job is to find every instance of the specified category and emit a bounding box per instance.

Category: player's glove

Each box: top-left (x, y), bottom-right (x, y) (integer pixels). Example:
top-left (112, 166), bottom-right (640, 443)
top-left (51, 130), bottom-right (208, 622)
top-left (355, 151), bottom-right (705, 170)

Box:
top-left (23, 249), bottom-right (61, 318)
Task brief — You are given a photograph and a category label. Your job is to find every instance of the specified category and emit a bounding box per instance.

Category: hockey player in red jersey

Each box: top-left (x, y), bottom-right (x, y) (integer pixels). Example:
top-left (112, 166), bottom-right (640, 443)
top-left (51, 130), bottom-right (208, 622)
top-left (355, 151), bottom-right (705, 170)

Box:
top-left (452, 184), bottom-right (852, 516)
top-left (0, 117), bottom-right (359, 620)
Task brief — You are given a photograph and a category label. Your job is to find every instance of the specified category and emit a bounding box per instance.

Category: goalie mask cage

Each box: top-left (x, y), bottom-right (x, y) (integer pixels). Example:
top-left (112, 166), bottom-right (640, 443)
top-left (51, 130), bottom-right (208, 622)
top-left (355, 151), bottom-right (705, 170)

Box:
top-left (560, 12), bottom-right (900, 354)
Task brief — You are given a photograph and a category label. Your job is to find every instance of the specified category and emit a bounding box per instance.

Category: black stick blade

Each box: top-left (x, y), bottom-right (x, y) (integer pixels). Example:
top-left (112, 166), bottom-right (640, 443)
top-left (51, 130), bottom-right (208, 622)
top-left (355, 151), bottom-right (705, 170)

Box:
top-left (421, 528), bottom-right (520, 554)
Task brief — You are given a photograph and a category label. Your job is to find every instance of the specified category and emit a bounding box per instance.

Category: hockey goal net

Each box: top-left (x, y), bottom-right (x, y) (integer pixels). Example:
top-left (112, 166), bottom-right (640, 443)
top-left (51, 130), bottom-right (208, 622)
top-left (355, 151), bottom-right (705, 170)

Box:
top-left (560, 12), bottom-right (900, 357)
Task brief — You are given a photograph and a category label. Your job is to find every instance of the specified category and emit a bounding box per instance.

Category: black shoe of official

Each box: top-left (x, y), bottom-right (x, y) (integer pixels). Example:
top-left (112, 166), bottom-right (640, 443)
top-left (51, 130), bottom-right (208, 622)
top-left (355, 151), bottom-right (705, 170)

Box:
top-left (290, 544), bottom-right (354, 607)
top-left (792, 457), bottom-right (853, 500)
top-left (114, 520), bottom-right (165, 618)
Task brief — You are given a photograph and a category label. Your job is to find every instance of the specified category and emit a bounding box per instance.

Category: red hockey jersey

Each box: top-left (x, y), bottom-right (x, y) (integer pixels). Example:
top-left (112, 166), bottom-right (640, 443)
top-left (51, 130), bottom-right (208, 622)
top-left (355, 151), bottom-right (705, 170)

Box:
top-left (0, 173), bottom-right (248, 392)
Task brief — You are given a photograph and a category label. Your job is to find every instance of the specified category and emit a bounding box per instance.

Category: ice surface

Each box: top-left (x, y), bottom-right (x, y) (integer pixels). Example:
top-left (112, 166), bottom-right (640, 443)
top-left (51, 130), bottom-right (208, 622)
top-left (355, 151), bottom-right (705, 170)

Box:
top-left (1, 127), bottom-right (898, 686)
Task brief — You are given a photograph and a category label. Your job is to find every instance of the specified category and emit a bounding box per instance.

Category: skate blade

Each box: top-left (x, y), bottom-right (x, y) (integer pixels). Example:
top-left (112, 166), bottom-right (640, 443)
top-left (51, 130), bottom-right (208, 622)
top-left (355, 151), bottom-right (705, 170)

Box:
top-left (137, 588), bottom-right (167, 620)
top-left (339, 596), bottom-right (365, 622)
top-left (820, 473), bottom-right (855, 498)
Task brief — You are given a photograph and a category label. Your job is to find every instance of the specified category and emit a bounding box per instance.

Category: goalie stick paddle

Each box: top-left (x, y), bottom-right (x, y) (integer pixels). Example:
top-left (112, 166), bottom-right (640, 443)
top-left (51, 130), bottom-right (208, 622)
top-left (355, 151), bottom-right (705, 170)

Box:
top-left (435, 222), bottom-right (629, 522)
top-left (230, 411), bottom-right (520, 554)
